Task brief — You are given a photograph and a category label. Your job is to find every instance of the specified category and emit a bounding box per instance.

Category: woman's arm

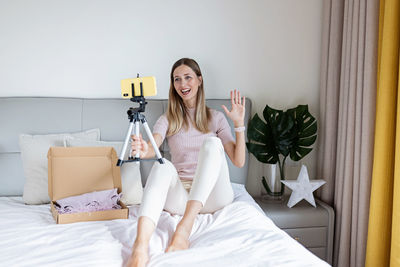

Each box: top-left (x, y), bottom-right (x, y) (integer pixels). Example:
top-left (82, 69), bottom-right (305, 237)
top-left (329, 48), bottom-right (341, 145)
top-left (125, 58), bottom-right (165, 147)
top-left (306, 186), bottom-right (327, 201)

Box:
top-left (221, 90), bottom-right (246, 168)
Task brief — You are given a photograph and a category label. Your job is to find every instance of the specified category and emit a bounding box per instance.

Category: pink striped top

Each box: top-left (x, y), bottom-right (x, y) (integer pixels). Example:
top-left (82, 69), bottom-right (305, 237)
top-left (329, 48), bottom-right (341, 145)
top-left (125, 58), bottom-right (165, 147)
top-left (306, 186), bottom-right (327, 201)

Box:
top-left (153, 107), bottom-right (235, 180)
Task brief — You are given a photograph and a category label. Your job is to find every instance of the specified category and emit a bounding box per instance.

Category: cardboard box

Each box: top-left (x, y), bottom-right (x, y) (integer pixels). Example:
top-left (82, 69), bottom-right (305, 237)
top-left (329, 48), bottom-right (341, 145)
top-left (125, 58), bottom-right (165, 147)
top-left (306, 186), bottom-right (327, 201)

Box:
top-left (48, 146), bottom-right (129, 224)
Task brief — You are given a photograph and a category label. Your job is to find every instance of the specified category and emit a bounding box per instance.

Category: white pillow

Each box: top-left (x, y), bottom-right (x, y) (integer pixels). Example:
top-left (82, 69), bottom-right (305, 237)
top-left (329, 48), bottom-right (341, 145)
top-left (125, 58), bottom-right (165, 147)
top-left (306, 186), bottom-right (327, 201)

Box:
top-left (64, 138), bottom-right (143, 205)
top-left (19, 129), bottom-right (100, 205)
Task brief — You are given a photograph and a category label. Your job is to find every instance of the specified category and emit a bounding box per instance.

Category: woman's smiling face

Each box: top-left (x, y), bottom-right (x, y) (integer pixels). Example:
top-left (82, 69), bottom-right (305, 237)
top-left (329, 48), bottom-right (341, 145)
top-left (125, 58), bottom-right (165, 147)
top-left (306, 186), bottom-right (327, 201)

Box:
top-left (173, 64), bottom-right (202, 107)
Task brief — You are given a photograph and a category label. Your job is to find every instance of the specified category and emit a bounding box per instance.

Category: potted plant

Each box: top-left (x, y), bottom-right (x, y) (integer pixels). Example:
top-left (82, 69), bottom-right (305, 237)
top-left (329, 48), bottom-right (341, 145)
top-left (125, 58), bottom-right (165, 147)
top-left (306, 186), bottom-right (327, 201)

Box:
top-left (246, 104), bottom-right (317, 197)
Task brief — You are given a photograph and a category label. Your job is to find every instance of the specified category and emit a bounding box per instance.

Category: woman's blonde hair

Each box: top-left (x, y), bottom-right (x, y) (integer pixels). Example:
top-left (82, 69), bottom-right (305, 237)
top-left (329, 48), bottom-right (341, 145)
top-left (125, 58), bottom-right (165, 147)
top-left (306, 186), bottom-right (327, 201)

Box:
top-left (167, 58), bottom-right (210, 136)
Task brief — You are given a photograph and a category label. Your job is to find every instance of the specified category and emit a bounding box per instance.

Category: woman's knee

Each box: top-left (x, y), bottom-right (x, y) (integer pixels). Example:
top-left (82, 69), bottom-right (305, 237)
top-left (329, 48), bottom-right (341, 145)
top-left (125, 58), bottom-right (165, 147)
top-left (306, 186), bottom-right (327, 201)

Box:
top-left (201, 137), bottom-right (223, 153)
top-left (151, 158), bottom-right (175, 173)
top-left (146, 159), bottom-right (177, 183)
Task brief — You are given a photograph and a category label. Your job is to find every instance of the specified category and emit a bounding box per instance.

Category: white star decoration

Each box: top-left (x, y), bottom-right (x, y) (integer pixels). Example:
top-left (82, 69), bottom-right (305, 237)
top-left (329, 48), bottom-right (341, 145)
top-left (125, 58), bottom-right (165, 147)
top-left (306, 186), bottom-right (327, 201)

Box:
top-left (281, 165), bottom-right (326, 208)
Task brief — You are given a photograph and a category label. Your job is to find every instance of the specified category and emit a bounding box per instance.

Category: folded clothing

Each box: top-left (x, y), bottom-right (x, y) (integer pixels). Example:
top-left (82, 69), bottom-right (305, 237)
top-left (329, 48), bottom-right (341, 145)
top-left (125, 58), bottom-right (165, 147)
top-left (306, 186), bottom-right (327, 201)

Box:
top-left (55, 188), bottom-right (122, 214)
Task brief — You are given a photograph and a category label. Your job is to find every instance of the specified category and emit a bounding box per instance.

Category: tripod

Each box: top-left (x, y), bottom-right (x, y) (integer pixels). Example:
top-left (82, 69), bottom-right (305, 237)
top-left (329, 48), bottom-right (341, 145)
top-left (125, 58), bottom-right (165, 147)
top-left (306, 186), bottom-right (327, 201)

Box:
top-left (117, 91), bottom-right (164, 167)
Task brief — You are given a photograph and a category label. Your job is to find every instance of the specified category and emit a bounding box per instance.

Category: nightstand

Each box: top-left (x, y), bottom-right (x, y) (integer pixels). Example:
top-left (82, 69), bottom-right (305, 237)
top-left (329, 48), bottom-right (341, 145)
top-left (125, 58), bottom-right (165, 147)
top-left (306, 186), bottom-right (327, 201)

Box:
top-left (255, 197), bottom-right (334, 265)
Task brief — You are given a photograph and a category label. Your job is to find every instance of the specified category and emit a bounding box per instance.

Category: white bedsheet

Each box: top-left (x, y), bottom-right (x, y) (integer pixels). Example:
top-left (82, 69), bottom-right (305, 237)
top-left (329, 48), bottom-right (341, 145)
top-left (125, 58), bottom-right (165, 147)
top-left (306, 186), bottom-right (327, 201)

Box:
top-left (0, 184), bottom-right (330, 267)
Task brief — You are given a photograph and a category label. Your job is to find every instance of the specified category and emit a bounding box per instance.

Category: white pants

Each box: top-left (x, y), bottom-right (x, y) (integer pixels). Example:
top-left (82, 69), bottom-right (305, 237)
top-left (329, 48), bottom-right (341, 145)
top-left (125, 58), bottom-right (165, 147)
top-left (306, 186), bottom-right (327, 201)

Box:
top-left (138, 137), bottom-right (234, 225)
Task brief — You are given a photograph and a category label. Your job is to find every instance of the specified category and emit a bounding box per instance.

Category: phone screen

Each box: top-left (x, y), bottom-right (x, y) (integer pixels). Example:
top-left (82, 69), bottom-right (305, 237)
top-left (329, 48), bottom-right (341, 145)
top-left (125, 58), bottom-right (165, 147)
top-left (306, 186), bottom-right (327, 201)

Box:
top-left (121, 76), bottom-right (157, 98)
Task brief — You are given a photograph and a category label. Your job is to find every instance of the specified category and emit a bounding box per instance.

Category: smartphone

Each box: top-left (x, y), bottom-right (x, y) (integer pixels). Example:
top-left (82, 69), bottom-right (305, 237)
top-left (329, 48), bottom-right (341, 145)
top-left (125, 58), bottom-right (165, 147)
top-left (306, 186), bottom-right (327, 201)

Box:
top-left (121, 76), bottom-right (157, 98)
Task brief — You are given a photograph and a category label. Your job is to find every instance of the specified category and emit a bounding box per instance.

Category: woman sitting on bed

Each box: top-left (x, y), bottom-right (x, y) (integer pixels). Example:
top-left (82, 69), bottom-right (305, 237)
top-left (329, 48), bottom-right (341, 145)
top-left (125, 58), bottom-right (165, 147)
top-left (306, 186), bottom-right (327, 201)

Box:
top-left (128, 58), bottom-right (246, 267)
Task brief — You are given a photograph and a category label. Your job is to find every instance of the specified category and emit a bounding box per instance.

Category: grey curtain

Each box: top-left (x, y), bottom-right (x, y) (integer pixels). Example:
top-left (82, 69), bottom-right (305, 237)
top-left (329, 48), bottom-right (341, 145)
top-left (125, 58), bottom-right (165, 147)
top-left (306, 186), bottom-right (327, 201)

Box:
top-left (316, 0), bottom-right (379, 266)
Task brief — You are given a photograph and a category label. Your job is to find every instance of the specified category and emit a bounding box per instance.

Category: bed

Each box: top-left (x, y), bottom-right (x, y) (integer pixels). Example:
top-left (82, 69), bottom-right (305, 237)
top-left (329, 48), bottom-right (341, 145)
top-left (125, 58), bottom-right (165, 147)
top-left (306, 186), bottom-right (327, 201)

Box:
top-left (0, 97), bottom-right (330, 266)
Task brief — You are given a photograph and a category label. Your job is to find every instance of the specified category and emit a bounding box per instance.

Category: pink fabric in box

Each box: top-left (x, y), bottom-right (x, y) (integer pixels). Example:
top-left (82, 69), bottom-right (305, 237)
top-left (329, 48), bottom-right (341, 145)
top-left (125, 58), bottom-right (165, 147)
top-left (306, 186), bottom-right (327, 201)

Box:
top-left (55, 188), bottom-right (122, 214)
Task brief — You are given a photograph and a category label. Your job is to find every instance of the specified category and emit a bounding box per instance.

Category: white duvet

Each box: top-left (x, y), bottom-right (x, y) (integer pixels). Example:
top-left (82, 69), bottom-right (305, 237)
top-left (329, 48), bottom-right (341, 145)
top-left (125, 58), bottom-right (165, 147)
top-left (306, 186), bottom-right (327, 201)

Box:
top-left (0, 184), bottom-right (330, 267)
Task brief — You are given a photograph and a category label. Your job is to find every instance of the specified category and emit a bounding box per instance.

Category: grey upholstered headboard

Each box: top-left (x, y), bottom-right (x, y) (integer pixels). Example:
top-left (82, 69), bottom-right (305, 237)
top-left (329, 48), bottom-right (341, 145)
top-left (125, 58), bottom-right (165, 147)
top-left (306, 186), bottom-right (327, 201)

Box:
top-left (0, 97), bottom-right (251, 196)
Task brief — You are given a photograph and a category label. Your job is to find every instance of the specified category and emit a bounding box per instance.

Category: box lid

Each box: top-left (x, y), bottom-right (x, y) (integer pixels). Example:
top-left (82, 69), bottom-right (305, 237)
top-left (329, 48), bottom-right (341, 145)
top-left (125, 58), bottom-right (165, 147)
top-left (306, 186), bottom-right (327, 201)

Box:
top-left (48, 146), bottom-right (122, 201)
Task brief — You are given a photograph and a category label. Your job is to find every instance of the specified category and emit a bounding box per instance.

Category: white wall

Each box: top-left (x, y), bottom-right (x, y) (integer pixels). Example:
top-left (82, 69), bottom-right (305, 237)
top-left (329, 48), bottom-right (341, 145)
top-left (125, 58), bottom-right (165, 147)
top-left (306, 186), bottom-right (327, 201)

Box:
top-left (0, 0), bottom-right (323, 196)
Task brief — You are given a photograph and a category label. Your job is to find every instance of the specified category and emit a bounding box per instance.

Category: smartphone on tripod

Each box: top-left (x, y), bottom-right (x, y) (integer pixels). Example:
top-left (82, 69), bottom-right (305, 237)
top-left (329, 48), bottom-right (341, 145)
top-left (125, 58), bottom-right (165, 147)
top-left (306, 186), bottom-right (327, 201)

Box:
top-left (117, 75), bottom-right (164, 167)
top-left (121, 76), bottom-right (157, 98)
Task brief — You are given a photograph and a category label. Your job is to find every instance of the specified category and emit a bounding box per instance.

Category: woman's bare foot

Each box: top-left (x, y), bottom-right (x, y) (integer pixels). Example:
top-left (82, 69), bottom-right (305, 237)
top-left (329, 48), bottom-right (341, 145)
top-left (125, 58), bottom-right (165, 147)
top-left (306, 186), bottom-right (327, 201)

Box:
top-left (127, 242), bottom-right (149, 267)
top-left (165, 228), bottom-right (190, 252)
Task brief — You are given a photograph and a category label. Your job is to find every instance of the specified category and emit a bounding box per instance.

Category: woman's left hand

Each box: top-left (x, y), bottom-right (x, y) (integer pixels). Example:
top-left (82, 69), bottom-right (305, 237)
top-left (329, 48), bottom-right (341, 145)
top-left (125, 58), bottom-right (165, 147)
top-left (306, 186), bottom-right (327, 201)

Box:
top-left (222, 89), bottom-right (245, 127)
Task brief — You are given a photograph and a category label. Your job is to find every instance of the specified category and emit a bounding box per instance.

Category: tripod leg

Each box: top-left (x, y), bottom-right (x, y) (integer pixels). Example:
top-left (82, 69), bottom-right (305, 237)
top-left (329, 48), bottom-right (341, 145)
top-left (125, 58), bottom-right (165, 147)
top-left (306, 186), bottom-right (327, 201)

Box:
top-left (142, 121), bottom-right (165, 164)
top-left (134, 120), bottom-right (140, 161)
top-left (117, 121), bottom-right (134, 166)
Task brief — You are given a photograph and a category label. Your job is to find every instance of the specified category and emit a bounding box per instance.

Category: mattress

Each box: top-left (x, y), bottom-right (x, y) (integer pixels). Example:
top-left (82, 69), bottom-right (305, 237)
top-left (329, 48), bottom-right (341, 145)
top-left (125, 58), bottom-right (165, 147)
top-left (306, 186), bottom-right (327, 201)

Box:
top-left (0, 183), bottom-right (330, 267)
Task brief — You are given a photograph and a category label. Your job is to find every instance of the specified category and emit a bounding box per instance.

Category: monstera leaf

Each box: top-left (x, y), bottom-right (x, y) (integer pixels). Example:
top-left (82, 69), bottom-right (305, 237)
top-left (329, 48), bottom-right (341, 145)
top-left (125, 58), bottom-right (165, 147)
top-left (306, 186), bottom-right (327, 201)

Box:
top-left (246, 105), bottom-right (295, 165)
top-left (286, 105), bottom-right (317, 161)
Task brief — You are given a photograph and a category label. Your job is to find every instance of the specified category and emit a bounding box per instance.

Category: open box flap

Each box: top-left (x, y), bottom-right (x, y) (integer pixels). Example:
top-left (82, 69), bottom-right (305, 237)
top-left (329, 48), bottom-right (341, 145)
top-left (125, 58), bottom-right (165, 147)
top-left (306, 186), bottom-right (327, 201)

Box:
top-left (48, 146), bottom-right (122, 201)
